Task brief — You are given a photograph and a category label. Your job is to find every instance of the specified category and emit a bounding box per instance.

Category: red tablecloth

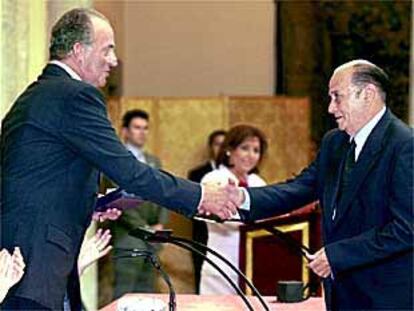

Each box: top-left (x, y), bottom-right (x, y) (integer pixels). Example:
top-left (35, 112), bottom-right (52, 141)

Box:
top-left (100, 294), bottom-right (325, 311)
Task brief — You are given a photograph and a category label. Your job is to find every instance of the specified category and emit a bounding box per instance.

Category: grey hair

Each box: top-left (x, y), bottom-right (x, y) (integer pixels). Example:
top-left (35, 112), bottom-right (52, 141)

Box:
top-left (335, 59), bottom-right (389, 103)
top-left (49, 8), bottom-right (108, 60)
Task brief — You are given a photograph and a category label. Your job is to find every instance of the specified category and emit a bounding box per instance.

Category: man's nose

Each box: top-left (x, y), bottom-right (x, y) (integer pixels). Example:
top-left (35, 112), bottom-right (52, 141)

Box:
top-left (328, 100), bottom-right (336, 114)
top-left (109, 52), bottom-right (118, 67)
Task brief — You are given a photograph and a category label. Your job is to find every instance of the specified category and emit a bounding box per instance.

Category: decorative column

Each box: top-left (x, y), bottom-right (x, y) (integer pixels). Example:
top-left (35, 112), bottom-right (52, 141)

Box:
top-left (0, 0), bottom-right (46, 120)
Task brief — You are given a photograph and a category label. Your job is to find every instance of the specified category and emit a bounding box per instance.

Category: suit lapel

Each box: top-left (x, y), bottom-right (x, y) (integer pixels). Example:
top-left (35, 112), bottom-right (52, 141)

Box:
top-left (324, 134), bottom-right (349, 228)
top-left (332, 110), bottom-right (393, 227)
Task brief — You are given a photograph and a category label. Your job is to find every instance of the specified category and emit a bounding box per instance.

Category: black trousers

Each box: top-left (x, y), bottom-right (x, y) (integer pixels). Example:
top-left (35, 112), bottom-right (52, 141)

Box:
top-left (1, 296), bottom-right (51, 311)
top-left (191, 219), bottom-right (208, 294)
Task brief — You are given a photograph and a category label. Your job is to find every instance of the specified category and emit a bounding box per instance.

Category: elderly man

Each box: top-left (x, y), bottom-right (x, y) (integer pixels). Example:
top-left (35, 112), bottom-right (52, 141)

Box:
top-left (0, 8), bottom-right (238, 310)
top-left (237, 60), bottom-right (413, 310)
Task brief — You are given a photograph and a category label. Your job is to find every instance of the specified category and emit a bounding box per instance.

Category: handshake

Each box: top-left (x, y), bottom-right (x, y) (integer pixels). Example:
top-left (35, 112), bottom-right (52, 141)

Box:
top-left (198, 179), bottom-right (245, 220)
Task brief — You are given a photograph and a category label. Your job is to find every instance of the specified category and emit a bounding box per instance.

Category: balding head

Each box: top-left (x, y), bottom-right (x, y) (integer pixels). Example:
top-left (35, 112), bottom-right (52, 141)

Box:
top-left (334, 59), bottom-right (389, 104)
top-left (328, 60), bottom-right (388, 136)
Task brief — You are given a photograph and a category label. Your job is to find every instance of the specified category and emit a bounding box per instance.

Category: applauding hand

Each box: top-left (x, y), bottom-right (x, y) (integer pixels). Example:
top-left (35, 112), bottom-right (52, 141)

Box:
top-left (78, 229), bottom-right (112, 275)
top-left (0, 247), bottom-right (25, 303)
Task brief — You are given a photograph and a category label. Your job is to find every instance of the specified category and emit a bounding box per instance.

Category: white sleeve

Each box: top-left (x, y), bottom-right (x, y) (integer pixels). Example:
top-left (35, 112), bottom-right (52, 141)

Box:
top-left (201, 169), bottom-right (237, 186)
top-left (239, 188), bottom-right (251, 211)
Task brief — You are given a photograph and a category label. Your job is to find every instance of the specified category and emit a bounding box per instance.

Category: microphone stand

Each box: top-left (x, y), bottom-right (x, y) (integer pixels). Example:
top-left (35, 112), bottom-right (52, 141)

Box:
top-left (113, 247), bottom-right (176, 311)
top-left (172, 236), bottom-right (269, 310)
top-left (196, 214), bottom-right (321, 300)
top-left (129, 227), bottom-right (269, 311)
top-left (171, 239), bottom-right (255, 311)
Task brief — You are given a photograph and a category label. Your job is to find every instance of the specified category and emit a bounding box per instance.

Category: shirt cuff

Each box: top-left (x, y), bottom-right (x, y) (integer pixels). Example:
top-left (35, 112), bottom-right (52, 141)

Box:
top-left (196, 184), bottom-right (205, 213)
top-left (239, 188), bottom-right (251, 211)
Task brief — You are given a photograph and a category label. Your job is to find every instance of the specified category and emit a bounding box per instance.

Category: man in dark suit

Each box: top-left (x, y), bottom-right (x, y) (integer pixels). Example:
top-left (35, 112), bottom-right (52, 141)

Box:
top-left (188, 129), bottom-right (226, 294)
top-left (188, 130), bottom-right (226, 183)
top-left (109, 109), bottom-right (170, 297)
top-left (0, 8), bottom-right (238, 310)
top-left (236, 60), bottom-right (413, 310)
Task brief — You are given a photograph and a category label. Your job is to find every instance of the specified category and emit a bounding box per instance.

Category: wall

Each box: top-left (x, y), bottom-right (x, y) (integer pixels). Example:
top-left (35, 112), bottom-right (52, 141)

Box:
top-left (0, 0), bottom-right (46, 120)
top-left (94, 0), bottom-right (275, 97)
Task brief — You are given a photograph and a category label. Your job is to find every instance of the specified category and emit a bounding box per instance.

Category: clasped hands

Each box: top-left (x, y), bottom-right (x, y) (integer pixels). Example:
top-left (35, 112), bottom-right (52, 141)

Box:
top-left (198, 179), bottom-right (244, 220)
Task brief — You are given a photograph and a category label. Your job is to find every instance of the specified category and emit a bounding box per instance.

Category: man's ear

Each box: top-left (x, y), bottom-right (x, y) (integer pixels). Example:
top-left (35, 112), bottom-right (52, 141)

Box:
top-left (72, 42), bottom-right (85, 63)
top-left (363, 84), bottom-right (376, 102)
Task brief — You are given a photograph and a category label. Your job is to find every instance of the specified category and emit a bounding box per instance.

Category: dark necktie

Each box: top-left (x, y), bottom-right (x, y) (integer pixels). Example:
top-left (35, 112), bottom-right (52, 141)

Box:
top-left (333, 140), bottom-right (356, 220)
top-left (344, 138), bottom-right (356, 169)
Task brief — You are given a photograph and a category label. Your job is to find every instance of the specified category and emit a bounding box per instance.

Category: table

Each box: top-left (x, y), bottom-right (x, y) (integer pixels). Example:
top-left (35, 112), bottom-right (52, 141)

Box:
top-left (100, 294), bottom-right (325, 311)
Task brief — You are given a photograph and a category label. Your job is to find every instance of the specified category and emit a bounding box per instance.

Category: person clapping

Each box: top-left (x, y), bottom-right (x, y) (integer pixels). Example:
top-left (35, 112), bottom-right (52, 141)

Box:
top-left (78, 228), bottom-right (113, 276)
top-left (0, 247), bottom-right (25, 303)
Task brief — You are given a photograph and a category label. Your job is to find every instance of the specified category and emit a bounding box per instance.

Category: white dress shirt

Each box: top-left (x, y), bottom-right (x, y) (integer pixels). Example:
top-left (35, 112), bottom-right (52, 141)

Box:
top-left (125, 143), bottom-right (147, 164)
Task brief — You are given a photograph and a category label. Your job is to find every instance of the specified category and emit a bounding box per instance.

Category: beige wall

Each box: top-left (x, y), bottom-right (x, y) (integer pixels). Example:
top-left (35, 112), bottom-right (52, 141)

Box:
top-left (92, 0), bottom-right (125, 61)
top-left (94, 0), bottom-right (275, 97)
top-left (0, 1), bottom-right (47, 120)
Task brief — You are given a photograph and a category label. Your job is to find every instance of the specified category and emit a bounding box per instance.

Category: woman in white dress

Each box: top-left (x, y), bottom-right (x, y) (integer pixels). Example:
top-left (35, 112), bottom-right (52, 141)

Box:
top-left (199, 124), bottom-right (268, 295)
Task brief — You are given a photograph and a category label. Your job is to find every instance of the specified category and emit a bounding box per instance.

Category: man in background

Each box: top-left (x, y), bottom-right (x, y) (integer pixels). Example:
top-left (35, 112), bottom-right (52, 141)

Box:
top-left (109, 109), bottom-right (169, 297)
top-left (188, 129), bottom-right (226, 294)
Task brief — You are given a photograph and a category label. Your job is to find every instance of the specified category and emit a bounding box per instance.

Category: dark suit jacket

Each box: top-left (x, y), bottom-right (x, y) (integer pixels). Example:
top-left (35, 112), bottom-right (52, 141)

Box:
top-left (188, 161), bottom-right (214, 183)
top-left (0, 64), bottom-right (201, 310)
top-left (245, 110), bottom-right (413, 310)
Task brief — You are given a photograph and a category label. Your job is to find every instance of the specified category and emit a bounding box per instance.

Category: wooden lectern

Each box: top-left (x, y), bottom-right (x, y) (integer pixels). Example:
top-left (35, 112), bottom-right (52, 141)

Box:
top-left (239, 203), bottom-right (322, 296)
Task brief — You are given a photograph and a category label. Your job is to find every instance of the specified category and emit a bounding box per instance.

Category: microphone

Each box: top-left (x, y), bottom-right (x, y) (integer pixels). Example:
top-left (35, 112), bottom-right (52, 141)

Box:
top-left (113, 246), bottom-right (176, 311)
top-left (129, 227), bottom-right (269, 311)
top-left (129, 227), bottom-right (173, 241)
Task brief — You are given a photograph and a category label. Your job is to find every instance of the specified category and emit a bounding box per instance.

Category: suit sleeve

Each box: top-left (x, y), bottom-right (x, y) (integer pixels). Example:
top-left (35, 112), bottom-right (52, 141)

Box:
top-left (154, 157), bottom-right (169, 225)
top-left (245, 154), bottom-right (319, 221)
top-left (59, 85), bottom-right (201, 218)
top-left (325, 138), bottom-right (414, 274)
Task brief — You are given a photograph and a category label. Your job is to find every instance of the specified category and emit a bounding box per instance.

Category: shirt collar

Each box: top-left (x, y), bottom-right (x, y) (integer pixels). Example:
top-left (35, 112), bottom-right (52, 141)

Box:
top-left (125, 143), bottom-right (145, 161)
top-left (49, 60), bottom-right (82, 81)
top-left (217, 164), bottom-right (249, 185)
top-left (210, 159), bottom-right (217, 170)
top-left (352, 106), bottom-right (386, 158)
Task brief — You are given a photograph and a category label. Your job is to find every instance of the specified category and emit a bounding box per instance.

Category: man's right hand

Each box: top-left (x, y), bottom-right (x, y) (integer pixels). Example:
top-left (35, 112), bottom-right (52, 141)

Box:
top-left (197, 181), bottom-right (244, 220)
